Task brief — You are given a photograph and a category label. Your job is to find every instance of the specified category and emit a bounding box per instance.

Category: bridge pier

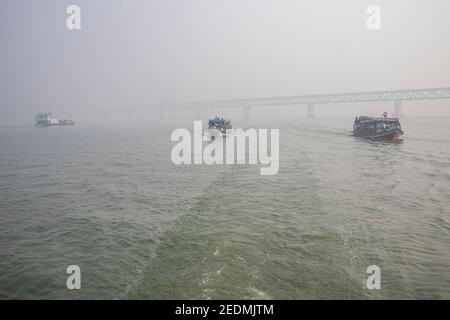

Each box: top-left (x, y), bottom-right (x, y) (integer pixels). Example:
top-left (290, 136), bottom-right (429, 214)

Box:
top-left (393, 100), bottom-right (404, 118)
top-left (306, 103), bottom-right (316, 118)
top-left (243, 106), bottom-right (251, 120)
top-left (194, 107), bottom-right (202, 120)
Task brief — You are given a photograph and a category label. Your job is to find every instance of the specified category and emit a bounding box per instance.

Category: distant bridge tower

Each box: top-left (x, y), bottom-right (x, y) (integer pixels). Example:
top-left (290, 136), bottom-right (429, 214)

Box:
top-left (393, 99), bottom-right (404, 118)
top-left (306, 103), bottom-right (316, 118)
top-left (244, 106), bottom-right (251, 120)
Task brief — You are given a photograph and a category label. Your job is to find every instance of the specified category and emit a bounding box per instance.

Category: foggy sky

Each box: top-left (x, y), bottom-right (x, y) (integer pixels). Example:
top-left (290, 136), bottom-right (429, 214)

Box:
top-left (1, 0), bottom-right (450, 125)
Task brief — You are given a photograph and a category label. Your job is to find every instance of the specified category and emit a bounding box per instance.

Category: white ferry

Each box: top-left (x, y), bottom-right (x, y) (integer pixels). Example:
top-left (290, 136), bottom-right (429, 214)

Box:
top-left (35, 113), bottom-right (74, 127)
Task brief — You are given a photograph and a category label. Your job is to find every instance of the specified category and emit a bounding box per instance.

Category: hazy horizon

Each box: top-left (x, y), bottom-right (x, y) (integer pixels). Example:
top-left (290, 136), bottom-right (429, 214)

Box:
top-left (1, 0), bottom-right (450, 126)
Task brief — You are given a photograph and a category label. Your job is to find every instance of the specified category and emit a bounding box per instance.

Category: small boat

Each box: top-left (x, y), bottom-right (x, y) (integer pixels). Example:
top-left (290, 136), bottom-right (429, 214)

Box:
top-left (207, 117), bottom-right (232, 139)
top-left (35, 113), bottom-right (74, 127)
top-left (353, 112), bottom-right (403, 140)
top-left (35, 112), bottom-right (60, 127)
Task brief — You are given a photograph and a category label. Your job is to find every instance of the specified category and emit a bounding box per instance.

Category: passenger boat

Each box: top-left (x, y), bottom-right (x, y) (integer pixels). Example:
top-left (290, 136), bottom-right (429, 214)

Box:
top-left (35, 113), bottom-right (74, 127)
top-left (206, 117), bottom-right (232, 139)
top-left (353, 112), bottom-right (403, 140)
top-left (35, 112), bottom-right (60, 127)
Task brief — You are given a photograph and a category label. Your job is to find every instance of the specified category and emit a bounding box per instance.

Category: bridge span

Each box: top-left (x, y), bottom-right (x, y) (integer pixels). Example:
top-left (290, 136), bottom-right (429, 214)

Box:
top-left (153, 87), bottom-right (450, 119)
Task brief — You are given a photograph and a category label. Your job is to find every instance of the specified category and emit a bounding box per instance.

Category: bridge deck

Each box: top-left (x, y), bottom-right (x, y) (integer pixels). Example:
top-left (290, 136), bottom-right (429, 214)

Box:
top-left (156, 87), bottom-right (450, 109)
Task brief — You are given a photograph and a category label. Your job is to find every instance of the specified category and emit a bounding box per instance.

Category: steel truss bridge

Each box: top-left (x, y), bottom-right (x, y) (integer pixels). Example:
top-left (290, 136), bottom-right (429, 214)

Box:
top-left (153, 87), bottom-right (450, 118)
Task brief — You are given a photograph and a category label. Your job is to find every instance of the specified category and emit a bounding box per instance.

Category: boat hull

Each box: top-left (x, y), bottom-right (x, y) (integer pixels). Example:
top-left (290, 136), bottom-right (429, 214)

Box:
top-left (205, 128), bottom-right (232, 140)
top-left (354, 128), bottom-right (403, 140)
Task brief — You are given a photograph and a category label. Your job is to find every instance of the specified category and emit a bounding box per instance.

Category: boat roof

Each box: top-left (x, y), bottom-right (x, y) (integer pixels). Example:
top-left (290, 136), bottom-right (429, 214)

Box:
top-left (356, 117), bottom-right (400, 122)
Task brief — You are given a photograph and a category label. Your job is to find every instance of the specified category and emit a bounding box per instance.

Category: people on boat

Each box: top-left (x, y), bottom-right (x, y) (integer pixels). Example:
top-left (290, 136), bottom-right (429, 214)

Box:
top-left (353, 114), bottom-right (401, 133)
top-left (208, 117), bottom-right (232, 132)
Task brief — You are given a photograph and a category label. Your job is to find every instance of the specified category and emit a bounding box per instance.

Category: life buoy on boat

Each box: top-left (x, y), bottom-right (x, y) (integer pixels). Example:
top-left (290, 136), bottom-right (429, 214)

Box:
top-left (383, 112), bottom-right (388, 118)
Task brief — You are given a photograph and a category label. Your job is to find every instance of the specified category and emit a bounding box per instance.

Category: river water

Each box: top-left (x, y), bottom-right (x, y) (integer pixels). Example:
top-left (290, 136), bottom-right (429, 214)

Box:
top-left (0, 117), bottom-right (449, 299)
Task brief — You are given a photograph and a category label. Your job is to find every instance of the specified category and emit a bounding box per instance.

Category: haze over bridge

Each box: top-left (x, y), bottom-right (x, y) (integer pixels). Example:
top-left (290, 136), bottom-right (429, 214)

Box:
top-left (151, 87), bottom-right (450, 119)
